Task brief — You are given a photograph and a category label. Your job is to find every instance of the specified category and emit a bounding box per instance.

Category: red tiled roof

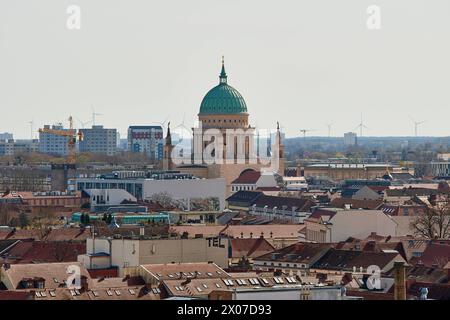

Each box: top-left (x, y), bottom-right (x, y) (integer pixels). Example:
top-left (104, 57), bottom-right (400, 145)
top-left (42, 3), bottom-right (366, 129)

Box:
top-left (330, 198), bottom-right (382, 210)
top-left (230, 238), bottom-right (275, 259)
top-left (1, 240), bottom-right (86, 264)
top-left (231, 170), bottom-right (261, 184)
top-left (44, 228), bottom-right (92, 241)
top-left (254, 242), bottom-right (332, 265)
top-left (0, 291), bottom-right (33, 300)
top-left (413, 243), bottom-right (450, 268)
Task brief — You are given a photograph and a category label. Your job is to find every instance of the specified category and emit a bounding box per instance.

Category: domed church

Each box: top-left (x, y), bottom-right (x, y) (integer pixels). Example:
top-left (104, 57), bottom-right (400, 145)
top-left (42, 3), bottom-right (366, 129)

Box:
top-left (163, 57), bottom-right (285, 195)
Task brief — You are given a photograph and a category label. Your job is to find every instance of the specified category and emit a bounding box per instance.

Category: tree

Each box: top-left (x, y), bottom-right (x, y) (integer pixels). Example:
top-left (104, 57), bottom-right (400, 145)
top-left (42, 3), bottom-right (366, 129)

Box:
top-left (150, 192), bottom-right (174, 209)
top-left (85, 214), bottom-right (90, 225)
top-left (19, 212), bottom-right (29, 228)
top-left (106, 213), bottom-right (113, 224)
top-left (411, 195), bottom-right (450, 239)
top-left (0, 204), bottom-right (11, 225)
top-left (102, 213), bottom-right (108, 222)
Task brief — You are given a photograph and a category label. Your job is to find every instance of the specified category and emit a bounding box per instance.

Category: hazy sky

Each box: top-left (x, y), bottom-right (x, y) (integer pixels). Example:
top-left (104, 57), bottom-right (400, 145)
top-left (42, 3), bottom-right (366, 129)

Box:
top-left (1, 0), bottom-right (449, 139)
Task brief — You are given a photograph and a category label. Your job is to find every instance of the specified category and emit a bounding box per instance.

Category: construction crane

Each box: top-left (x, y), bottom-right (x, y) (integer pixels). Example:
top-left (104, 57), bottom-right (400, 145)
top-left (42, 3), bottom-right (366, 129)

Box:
top-left (38, 116), bottom-right (83, 164)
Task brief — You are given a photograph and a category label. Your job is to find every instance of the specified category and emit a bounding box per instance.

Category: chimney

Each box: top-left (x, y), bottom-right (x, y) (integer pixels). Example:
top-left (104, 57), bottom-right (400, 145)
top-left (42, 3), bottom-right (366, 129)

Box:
top-left (80, 275), bottom-right (89, 292)
top-left (394, 261), bottom-right (407, 300)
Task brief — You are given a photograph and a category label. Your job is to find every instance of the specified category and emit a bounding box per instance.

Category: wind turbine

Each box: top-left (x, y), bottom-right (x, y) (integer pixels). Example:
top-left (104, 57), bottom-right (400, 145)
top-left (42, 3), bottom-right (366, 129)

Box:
top-left (153, 115), bottom-right (170, 135)
top-left (172, 114), bottom-right (191, 143)
top-left (76, 117), bottom-right (92, 129)
top-left (355, 113), bottom-right (369, 137)
top-left (409, 116), bottom-right (426, 137)
top-left (326, 123), bottom-right (333, 138)
top-left (91, 106), bottom-right (103, 126)
top-left (28, 120), bottom-right (34, 140)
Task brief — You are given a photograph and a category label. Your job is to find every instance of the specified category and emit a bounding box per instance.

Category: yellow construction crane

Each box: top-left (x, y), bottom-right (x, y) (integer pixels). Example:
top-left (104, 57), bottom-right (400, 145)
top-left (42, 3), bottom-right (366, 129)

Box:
top-left (39, 116), bottom-right (83, 164)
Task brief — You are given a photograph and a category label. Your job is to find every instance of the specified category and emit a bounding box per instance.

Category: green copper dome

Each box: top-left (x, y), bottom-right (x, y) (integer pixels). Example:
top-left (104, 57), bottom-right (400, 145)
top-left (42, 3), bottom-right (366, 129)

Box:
top-left (199, 59), bottom-right (248, 115)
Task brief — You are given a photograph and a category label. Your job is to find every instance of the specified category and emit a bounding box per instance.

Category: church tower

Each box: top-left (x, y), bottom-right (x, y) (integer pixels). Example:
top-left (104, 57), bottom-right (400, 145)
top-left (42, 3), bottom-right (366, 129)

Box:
top-left (275, 122), bottom-right (285, 175)
top-left (163, 122), bottom-right (173, 170)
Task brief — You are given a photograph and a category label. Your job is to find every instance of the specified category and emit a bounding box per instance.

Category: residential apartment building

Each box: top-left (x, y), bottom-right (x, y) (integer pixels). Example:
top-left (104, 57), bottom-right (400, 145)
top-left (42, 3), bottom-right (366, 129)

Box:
top-left (430, 161), bottom-right (450, 177)
top-left (304, 209), bottom-right (397, 243)
top-left (304, 163), bottom-right (393, 182)
top-left (343, 132), bottom-right (357, 146)
top-left (0, 133), bottom-right (13, 141)
top-left (0, 139), bottom-right (39, 156)
top-left (127, 126), bottom-right (164, 161)
top-left (0, 140), bottom-right (14, 156)
top-left (79, 125), bottom-right (117, 156)
top-left (78, 236), bottom-right (229, 274)
top-left (39, 124), bottom-right (70, 156)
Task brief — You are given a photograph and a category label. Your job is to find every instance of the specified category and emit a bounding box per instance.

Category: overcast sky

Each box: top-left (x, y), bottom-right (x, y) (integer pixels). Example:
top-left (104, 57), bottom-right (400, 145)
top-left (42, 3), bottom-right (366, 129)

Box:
top-left (1, 0), bottom-right (449, 139)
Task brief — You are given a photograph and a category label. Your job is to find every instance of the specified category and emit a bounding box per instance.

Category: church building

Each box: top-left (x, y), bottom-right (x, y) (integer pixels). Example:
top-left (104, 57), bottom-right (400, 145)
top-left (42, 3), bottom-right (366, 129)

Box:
top-left (163, 58), bottom-right (285, 195)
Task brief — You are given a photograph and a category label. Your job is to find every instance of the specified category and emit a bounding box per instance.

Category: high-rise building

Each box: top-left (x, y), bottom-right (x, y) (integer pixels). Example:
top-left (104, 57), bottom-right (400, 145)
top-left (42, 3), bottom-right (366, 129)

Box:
top-left (39, 124), bottom-right (70, 156)
top-left (0, 139), bottom-right (39, 156)
top-left (79, 125), bottom-right (117, 156)
top-left (14, 139), bottom-right (39, 154)
top-left (0, 133), bottom-right (13, 141)
top-left (344, 132), bottom-right (357, 146)
top-left (0, 140), bottom-right (14, 156)
top-left (127, 126), bottom-right (164, 161)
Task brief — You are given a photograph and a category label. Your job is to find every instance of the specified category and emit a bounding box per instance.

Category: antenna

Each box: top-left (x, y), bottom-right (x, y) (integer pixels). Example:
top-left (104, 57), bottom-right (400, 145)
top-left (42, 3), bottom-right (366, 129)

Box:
top-left (409, 116), bottom-right (426, 137)
top-left (354, 113), bottom-right (369, 137)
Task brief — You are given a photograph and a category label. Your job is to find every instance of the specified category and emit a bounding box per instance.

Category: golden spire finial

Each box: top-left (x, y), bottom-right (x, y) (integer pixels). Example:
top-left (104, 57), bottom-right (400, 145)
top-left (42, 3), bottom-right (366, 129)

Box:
top-left (222, 55), bottom-right (225, 65)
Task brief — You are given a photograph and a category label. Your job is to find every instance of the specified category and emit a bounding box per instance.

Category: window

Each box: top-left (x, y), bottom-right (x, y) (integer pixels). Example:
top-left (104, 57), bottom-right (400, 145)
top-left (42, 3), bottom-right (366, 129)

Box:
top-left (115, 290), bottom-right (121, 296)
top-left (215, 283), bottom-right (221, 288)
top-left (196, 287), bottom-right (203, 292)
top-left (202, 284), bottom-right (208, 289)
top-left (223, 279), bottom-right (234, 286)
top-left (106, 290), bottom-right (113, 296)
top-left (49, 291), bottom-right (56, 297)
top-left (92, 291), bottom-right (99, 297)
top-left (261, 278), bottom-right (269, 284)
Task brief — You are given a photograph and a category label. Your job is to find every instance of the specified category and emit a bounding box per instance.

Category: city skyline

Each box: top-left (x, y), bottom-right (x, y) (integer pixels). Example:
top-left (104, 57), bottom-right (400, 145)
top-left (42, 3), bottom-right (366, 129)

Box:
top-left (1, 1), bottom-right (450, 139)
